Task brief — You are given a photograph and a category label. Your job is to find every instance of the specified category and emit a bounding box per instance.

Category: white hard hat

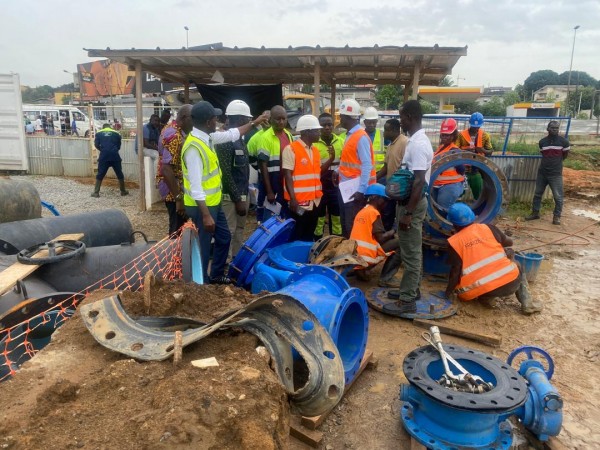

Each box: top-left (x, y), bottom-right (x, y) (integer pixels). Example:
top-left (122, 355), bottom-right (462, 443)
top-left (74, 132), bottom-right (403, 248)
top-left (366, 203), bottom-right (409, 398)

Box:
top-left (296, 114), bottom-right (322, 132)
top-left (339, 99), bottom-right (361, 117)
top-left (225, 100), bottom-right (252, 118)
top-left (364, 106), bottom-right (379, 120)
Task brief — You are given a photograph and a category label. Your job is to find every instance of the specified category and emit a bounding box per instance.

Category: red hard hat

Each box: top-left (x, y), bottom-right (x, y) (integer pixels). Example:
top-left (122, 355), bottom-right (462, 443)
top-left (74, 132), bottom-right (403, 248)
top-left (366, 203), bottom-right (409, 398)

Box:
top-left (440, 118), bottom-right (458, 134)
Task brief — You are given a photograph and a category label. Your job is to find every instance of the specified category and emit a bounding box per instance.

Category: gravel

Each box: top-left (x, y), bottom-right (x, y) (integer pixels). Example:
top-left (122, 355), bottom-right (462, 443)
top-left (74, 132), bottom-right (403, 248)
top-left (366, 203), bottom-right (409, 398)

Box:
top-left (9, 175), bottom-right (169, 241)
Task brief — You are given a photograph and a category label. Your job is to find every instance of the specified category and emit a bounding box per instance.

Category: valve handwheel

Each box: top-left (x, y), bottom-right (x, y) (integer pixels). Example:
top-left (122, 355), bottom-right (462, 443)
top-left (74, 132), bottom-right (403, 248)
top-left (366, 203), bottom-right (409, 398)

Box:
top-left (17, 240), bottom-right (86, 265)
top-left (507, 345), bottom-right (554, 380)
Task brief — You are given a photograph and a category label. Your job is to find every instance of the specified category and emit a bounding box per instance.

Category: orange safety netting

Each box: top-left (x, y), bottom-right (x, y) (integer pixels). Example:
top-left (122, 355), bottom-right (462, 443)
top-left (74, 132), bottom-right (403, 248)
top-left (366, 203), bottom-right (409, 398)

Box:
top-left (0, 222), bottom-right (195, 382)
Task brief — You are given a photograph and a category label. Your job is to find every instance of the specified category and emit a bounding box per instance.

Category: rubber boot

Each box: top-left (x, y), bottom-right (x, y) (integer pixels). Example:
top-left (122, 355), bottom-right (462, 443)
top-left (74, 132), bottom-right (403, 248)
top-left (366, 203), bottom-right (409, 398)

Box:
top-left (91, 180), bottom-right (101, 198)
top-left (525, 212), bottom-right (540, 221)
top-left (515, 275), bottom-right (542, 314)
top-left (119, 179), bottom-right (129, 196)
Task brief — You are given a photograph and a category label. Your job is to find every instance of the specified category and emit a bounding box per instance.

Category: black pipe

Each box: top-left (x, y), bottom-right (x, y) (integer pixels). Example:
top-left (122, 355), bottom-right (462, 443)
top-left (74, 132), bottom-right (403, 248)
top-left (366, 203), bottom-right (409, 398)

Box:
top-left (0, 209), bottom-right (133, 255)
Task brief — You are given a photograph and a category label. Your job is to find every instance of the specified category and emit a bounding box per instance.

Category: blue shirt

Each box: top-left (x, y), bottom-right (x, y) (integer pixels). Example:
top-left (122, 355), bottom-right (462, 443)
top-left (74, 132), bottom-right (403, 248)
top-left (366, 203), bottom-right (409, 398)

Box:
top-left (340, 124), bottom-right (373, 193)
top-left (95, 127), bottom-right (122, 162)
top-left (135, 122), bottom-right (160, 153)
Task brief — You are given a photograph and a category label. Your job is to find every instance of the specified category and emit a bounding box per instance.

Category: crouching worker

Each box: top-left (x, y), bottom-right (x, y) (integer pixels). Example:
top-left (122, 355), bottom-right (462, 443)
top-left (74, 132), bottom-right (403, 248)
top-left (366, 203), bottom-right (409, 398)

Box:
top-left (350, 183), bottom-right (402, 285)
top-left (445, 203), bottom-right (542, 315)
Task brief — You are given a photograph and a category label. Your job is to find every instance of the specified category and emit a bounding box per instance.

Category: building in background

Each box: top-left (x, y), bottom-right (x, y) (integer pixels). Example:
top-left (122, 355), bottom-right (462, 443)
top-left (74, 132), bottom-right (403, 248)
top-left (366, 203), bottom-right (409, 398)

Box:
top-left (506, 102), bottom-right (561, 117)
top-left (533, 85), bottom-right (583, 103)
top-left (477, 86), bottom-right (513, 105)
top-left (418, 86), bottom-right (483, 113)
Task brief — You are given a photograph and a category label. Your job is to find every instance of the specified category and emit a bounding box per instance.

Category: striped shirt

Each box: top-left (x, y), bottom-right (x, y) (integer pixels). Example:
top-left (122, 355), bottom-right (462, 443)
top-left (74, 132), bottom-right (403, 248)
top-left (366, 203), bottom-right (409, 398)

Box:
top-left (538, 135), bottom-right (570, 173)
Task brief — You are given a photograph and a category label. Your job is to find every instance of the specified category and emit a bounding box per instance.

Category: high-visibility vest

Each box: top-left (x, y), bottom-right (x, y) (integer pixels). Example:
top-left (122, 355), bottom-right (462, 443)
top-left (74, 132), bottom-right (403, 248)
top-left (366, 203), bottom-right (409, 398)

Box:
top-left (257, 127), bottom-right (294, 173)
top-left (181, 134), bottom-right (222, 207)
top-left (339, 129), bottom-right (376, 184)
top-left (433, 143), bottom-right (465, 186)
top-left (314, 135), bottom-right (343, 171)
top-left (448, 224), bottom-right (520, 301)
top-left (371, 129), bottom-right (387, 172)
top-left (458, 129), bottom-right (483, 149)
top-left (247, 129), bottom-right (265, 160)
top-left (350, 204), bottom-right (387, 264)
top-left (283, 140), bottom-right (323, 202)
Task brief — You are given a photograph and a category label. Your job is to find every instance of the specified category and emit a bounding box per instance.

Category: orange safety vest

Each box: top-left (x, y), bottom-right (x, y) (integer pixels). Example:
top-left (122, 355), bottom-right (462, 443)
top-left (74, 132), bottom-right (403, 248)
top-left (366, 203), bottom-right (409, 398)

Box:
top-left (458, 129), bottom-right (483, 149)
top-left (350, 204), bottom-right (387, 264)
top-left (283, 140), bottom-right (323, 202)
top-left (448, 224), bottom-right (520, 301)
top-left (433, 144), bottom-right (465, 186)
top-left (339, 129), bottom-right (376, 185)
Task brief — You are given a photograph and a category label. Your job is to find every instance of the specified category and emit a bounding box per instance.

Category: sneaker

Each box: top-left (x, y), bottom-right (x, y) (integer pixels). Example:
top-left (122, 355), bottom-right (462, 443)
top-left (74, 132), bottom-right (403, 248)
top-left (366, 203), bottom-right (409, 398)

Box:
top-left (552, 216), bottom-right (561, 225)
top-left (210, 276), bottom-right (232, 285)
top-left (524, 213), bottom-right (540, 221)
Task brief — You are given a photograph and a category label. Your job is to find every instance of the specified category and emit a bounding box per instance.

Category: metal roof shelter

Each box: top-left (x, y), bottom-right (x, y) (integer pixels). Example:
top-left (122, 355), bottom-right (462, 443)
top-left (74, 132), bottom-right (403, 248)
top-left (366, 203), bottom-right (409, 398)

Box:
top-left (85, 43), bottom-right (467, 210)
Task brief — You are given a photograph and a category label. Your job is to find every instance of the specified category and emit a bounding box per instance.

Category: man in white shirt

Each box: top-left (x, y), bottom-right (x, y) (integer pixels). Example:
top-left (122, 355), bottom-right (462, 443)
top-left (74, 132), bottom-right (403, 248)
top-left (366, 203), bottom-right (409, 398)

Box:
top-left (385, 100), bottom-right (433, 316)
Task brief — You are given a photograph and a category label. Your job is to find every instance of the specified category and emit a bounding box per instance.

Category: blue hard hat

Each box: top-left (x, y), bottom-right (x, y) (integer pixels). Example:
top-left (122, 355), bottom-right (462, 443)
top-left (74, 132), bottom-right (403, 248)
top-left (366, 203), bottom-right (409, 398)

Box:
top-left (470, 112), bottom-right (484, 128)
top-left (365, 183), bottom-right (389, 199)
top-left (447, 203), bottom-right (475, 226)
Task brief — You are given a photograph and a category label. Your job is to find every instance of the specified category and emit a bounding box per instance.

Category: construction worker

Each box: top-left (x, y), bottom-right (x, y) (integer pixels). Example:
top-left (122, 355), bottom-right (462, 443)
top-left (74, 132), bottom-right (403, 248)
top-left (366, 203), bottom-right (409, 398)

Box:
top-left (313, 112), bottom-right (343, 239)
top-left (181, 101), bottom-right (266, 284)
top-left (91, 123), bottom-right (128, 198)
top-left (350, 183), bottom-right (402, 286)
top-left (445, 203), bottom-right (542, 315)
top-left (246, 110), bottom-right (270, 223)
top-left (337, 99), bottom-right (376, 238)
top-left (257, 105), bottom-right (294, 221)
top-left (363, 106), bottom-right (386, 174)
top-left (432, 118), bottom-right (465, 212)
top-left (455, 112), bottom-right (493, 200)
top-left (282, 115), bottom-right (323, 241)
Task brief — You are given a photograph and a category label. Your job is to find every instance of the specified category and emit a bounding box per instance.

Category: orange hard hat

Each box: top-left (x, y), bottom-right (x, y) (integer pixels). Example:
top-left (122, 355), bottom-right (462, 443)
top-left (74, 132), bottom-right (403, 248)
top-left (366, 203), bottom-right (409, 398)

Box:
top-left (440, 118), bottom-right (458, 134)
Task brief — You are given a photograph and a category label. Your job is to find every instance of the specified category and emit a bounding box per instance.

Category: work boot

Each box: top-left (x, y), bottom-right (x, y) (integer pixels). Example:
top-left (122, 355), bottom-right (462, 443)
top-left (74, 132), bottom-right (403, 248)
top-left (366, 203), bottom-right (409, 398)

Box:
top-left (91, 180), bottom-right (101, 198)
top-left (525, 212), bottom-right (540, 221)
top-left (382, 300), bottom-right (417, 317)
top-left (119, 179), bottom-right (129, 196)
top-left (552, 215), bottom-right (561, 225)
top-left (515, 281), bottom-right (542, 315)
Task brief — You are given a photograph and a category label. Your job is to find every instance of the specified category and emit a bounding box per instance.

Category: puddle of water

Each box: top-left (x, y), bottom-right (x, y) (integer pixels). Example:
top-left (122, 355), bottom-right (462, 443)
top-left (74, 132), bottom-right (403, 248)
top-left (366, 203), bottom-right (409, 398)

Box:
top-left (573, 209), bottom-right (600, 222)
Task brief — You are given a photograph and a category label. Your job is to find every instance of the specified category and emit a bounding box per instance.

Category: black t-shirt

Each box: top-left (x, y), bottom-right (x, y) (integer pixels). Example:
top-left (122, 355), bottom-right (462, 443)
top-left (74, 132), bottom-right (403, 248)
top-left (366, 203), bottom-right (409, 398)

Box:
top-left (538, 135), bottom-right (570, 174)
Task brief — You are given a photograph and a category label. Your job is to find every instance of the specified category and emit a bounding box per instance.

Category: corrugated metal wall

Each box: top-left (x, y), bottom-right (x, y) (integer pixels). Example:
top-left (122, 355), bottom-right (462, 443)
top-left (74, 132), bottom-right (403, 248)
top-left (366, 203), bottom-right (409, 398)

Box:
top-left (489, 155), bottom-right (550, 202)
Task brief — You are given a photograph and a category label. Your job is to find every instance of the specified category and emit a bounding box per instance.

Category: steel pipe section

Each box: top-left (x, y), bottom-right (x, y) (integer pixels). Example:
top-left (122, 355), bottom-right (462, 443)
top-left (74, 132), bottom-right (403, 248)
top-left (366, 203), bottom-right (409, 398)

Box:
top-left (275, 265), bottom-right (369, 384)
top-left (0, 179), bottom-right (42, 224)
top-left (0, 209), bottom-right (134, 255)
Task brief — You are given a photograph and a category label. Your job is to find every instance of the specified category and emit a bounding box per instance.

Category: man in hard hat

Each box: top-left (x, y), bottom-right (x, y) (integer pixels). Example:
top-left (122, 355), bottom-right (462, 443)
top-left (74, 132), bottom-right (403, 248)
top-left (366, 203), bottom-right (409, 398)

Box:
top-left (432, 118), bottom-right (465, 212)
top-left (350, 183), bottom-right (402, 285)
top-left (282, 115), bottom-right (323, 241)
top-left (182, 101), bottom-right (266, 284)
top-left (445, 203), bottom-right (542, 315)
top-left (455, 112), bottom-right (493, 200)
top-left (246, 109), bottom-right (271, 222)
top-left (363, 107), bottom-right (386, 174)
top-left (375, 118), bottom-right (408, 230)
top-left (257, 105), bottom-right (294, 221)
top-left (525, 120), bottom-right (570, 225)
top-left (215, 100), bottom-right (254, 259)
top-left (385, 100), bottom-right (433, 316)
top-left (337, 99), bottom-right (376, 238)
top-left (313, 112), bottom-right (343, 239)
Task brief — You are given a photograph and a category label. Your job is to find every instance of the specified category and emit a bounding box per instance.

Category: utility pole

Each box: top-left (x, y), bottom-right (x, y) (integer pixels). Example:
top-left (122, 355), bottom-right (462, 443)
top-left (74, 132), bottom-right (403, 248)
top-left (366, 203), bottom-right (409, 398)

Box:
top-left (566, 25), bottom-right (580, 117)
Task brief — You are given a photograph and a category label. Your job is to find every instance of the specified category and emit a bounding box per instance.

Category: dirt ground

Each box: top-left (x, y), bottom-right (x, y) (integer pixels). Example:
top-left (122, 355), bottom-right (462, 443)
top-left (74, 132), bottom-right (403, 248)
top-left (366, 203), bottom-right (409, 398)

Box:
top-left (2, 176), bottom-right (600, 449)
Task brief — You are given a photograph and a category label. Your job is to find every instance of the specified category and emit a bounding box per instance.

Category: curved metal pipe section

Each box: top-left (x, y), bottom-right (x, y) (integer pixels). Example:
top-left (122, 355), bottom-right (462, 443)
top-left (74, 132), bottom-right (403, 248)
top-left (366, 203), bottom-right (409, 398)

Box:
top-left (0, 179), bottom-right (41, 224)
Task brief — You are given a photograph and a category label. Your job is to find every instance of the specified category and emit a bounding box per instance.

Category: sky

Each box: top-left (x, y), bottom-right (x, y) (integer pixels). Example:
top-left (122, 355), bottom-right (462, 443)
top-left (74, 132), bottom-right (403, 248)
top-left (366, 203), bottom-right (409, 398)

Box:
top-left (1, 0), bottom-right (598, 90)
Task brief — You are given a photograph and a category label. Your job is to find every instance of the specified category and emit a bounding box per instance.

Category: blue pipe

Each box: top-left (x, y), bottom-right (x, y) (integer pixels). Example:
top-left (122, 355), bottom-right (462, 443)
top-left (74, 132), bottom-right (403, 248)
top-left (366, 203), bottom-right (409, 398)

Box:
top-left (267, 241), bottom-right (312, 272)
top-left (251, 262), bottom-right (293, 294)
top-left (275, 266), bottom-right (369, 384)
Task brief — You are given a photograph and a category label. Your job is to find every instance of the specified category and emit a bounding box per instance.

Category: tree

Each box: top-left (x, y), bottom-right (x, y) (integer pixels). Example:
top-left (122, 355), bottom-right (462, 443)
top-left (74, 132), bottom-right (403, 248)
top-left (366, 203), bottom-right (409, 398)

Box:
top-left (439, 76), bottom-right (454, 87)
top-left (21, 85), bottom-right (55, 103)
top-left (557, 71), bottom-right (597, 88)
top-left (419, 100), bottom-right (437, 114)
top-left (375, 84), bottom-right (404, 110)
top-left (503, 90), bottom-right (521, 107)
top-left (562, 86), bottom-right (597, 115)
top-left (514, 84), bottom-right (525, 101)
top-left (523, 70), bottom-right (559, 99)
top-left (453, 100), bottom-right (479, 115)
top-left (480, 97), bottom-right (505, 117)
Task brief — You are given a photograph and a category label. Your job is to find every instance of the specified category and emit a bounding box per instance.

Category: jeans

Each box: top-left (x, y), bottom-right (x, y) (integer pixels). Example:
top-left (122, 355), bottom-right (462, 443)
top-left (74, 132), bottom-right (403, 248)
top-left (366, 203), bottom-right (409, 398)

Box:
top-left (394, 197), bottom-right (427, 302)
top-left (432, 182), bottom-right (464, 212)
top-left (258, 172), bottom-right (286, 222)
top-left (222, 196), bottom-right (249, 259)
top-left (185, 204), bottom-right (231, 281)
top-left (532, 170), bottom-right (563, 217)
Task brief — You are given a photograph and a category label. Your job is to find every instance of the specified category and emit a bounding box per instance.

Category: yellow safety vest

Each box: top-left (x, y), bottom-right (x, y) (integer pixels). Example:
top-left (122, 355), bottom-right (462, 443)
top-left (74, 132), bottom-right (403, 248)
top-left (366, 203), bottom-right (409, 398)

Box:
top-left (181, 134), bottom-right (222, 207)
top-left (371, 129), bottom-right (386, 172)
top-left (314, 134), bottom-right (344, 171)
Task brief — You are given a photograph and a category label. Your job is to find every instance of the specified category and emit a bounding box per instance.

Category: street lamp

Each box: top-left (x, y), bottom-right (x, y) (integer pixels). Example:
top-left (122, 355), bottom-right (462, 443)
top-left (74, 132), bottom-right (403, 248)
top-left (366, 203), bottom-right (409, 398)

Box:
top-left (184, 26), bottom-right (189, 49)
top-left (63, 69), bottom-right (75, 104)
top-left (566, 25), bottom-right (580, 117)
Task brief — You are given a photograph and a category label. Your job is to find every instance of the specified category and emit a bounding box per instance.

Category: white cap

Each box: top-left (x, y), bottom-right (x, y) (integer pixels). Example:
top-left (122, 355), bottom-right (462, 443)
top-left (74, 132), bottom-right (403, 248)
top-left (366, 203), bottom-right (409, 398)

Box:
top-left (364, 106), bottom-right (379, 120)
top-left (296, 114), bottom-right (322, 132)
top-left (339, 99), bottom-right (361, 117)
top-left (225, 99), bottom-right (252, 118)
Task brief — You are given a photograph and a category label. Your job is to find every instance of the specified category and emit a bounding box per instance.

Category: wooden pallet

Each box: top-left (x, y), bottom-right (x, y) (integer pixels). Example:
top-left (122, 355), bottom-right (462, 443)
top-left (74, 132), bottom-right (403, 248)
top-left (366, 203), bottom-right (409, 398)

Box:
top-left (289, 350), bottom-right (376, 447)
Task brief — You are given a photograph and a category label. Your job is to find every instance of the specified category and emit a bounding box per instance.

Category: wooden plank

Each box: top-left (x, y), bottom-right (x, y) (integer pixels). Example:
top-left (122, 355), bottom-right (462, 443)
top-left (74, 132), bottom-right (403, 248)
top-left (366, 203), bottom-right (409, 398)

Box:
top-left (0, 233), bottom-right (85, 297)
top-left (289, 416), bottom-right (323, 448)
top-left (412, 318), bottom-right (502, 347)
top-left (300, 350), bottom-right (373, 430)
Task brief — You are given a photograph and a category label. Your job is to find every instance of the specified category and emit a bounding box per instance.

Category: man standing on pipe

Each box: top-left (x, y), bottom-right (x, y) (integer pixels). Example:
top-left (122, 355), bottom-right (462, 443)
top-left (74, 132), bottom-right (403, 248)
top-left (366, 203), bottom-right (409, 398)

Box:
top-left (455, 112), bottom-right (493, 200)
top-left (445, 203), bottom-right (542, 314)
top-left (91, 123), bottom-right (129, 198)
top-left (525, 121), bottom-right (570, 226)
top-left (384, 100), bottom-right (432, 316)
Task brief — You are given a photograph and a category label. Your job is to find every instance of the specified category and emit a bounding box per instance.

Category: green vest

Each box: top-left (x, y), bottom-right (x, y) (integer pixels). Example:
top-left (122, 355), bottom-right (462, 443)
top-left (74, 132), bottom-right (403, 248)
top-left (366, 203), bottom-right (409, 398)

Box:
top-left (371, 129), bottom-right (387, 171)
top-left (314, 134), bottom-right (344, 171)
top-left (257, 127), bottom-right (294, 173)
top-left (181, 134), bottom-right (222, 207)
top-left (247, 129), bottom-right (265, 159)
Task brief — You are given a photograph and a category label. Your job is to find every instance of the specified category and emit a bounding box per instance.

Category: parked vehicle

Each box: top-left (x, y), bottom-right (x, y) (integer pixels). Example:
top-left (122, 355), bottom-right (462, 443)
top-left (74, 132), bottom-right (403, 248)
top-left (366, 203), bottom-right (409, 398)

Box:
top-left (22, 104), bottom-right (95, 137)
